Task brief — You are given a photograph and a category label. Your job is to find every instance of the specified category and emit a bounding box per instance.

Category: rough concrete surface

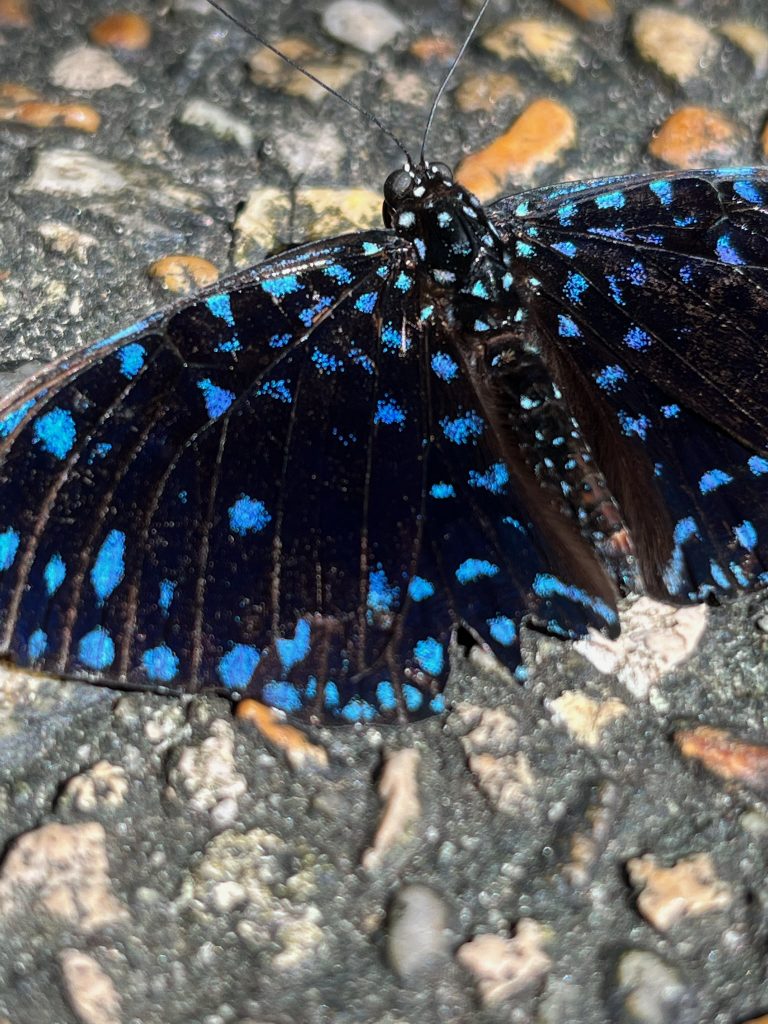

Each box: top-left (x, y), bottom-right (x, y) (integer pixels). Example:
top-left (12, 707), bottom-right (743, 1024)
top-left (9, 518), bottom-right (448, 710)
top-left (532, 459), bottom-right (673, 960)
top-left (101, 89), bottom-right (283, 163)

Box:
top-left (1, 0), bottom-right (768, 1022)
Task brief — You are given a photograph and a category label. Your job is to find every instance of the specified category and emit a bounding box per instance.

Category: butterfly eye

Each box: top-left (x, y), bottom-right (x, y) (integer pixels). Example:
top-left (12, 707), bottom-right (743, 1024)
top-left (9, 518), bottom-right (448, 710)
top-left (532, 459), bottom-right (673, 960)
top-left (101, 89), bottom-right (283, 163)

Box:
top-left (429, 162), bottom-right (453, 184)
top-left (384, 168), bottom-right (414, 205)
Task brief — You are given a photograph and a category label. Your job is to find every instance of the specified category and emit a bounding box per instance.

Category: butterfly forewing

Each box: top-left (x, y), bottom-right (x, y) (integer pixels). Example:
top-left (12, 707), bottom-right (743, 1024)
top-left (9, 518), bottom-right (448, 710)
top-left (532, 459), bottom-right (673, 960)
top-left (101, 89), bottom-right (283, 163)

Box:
top-left (492, 169), bottom-right (768, 600)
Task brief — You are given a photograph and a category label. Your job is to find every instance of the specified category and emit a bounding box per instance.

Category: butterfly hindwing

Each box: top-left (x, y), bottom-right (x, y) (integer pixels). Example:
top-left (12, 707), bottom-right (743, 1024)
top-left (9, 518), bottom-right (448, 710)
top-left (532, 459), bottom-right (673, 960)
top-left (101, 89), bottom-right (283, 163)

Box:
top-left (491, 168), bottom-right (768, 599)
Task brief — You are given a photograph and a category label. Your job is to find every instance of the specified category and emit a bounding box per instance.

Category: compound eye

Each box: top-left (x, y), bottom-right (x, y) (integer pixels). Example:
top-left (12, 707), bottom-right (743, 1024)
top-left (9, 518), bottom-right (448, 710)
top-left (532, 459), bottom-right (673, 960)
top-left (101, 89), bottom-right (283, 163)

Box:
top-left (384, 168), bottom-right (413, 205)
top-left (429, 162), bottom-right (453, 183)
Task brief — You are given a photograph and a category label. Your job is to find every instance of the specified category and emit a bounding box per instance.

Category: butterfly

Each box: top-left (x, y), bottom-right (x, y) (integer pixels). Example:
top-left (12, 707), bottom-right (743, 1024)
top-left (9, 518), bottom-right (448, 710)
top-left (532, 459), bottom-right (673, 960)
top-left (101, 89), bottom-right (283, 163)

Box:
top-left (0, 156), bottom-right (766, 724)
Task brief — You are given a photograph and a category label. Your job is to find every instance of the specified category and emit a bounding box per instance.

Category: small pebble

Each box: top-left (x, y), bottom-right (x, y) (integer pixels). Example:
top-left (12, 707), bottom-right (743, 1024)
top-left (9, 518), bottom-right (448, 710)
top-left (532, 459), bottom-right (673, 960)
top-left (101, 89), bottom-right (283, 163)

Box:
top-left (0, 99), bottom-right (100, 133)
top-left (148, 254), bottom-right (220, 293)
top-left (321, 0), bottom-right (404, 54)
top-left (0, 0), bottom-right (30, 26)
top-left (59, 760), bottom-right (129, 812)
top-left (482, 19), bottom-right (580, 84)
top-left (248, 39), bottom-right (363, 103)
top-left (633, 8), bottom-right (720, 85)
top-left (38, 221), bottom-right (98, 262)
top-left (648, 107), bottom-right (740, 169)
top-left (59, 949), bottom-right (121, 1024)
top-left (456, 920), bottom-right (552, 1006)
top-left (674, 725), bottom-right (768, 794)
top-left (361, 747), bottom-right (421, 870)
top-left (763, 121), bottom-right (768, 161)
top-left (720, 20), bottom-right (768, 76)
top-left (454, 71), bottom-right (523, 114)
top-left (179, 98), bottom-right (254, 151)
top-left (547, 691), bottom-right (627, 749)
top-left (609, 949), bottom-right (696, 1024)
top-left (456, 98), bottom-right (576, 201)
top-left (555, 0), bottom-right (614, 24)
top-left (89, 11), bottom-right (152, 50)
top-left (51, 45), bottom-right (135, 90)
top-left (387, 883), bottom-right (453, 983)
top-left (236, 699), bottom-right (329, 769)
top-left (626, 852), bottom-right (733, 932)
top-left (409, 35), bottom-right (455, 62)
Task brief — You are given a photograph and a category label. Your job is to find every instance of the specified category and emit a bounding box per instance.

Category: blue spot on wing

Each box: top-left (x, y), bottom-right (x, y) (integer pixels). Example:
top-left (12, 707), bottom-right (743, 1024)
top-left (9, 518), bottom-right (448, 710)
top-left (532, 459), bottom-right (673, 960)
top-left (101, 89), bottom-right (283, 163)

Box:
top-left (33, 408), bottom-right (76, 459)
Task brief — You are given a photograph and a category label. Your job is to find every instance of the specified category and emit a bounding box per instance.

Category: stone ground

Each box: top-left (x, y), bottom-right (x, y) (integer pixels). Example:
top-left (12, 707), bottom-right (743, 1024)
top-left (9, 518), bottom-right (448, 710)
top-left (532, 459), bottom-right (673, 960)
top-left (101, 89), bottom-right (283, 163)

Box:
top-left (2, 0), bottom-right (768, 1022)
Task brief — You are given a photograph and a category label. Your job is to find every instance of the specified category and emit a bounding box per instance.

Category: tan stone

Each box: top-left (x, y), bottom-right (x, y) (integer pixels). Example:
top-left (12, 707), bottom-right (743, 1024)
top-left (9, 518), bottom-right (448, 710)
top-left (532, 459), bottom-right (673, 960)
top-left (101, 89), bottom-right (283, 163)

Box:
top-left (248, 40), bottom-right (363, 103)
top-left (648, 107), bottom-right (740, 169)
top-left (720, 20), bottom-right (768, 76)
top-left (148, 254), bottom-right (220, 294)
top-left (59, 950), bottom-right (121, 1024)
top-left (633, 8), bottom-right (720, 84)
top-left (362, 747), bottom-right (421, 870)
top-left (626, 852), bottom-right (733, 932)
top-left (454, 72), bottom-right (523, 114)
top-left (675, 725), bottom-right (768, 794)
top-left (236, 699), bottom-right (328, 769)
top-left (548, 691), bottom-right (628, 748)
top-left (0, 98), bottom-right (100, 133)
top-left (409, 35), bottom-right (456, 62)
top-left (0, 822), bottom-right (128, 932)
top-left (0, 0), bottom-right (30, 26)
top-left (468, 751), bottom-right (537, 815)
top-left (482, 20), bottom-right (580, 83)
top-left (89, 12), bottom-right (152, 50)
top-left (60, 761), bottom-right (129, 812)
top-left (555, 0), bottom-right (614, 23)
top-left (456, 919), bottom-right (552, 1005)
top-left (456, 99), bottom-right (576, 201)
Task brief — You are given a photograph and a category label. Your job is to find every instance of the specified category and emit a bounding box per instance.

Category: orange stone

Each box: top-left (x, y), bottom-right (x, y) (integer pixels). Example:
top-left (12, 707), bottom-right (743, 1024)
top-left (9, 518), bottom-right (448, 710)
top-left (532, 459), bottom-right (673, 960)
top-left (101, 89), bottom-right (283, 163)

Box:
top-left (648, 106), bottom-right (739, 169)
top-left (674, 725), bottom-right (768, 793)
top-left (555, 0), bottom-right (614, 23)
top-left (148, 255), bottom-right (219, 293)
top-left (0, 101), bottom-right (101, 132)
top-left (762, 120), bottom-right (768, 161)
top-left (0, 0), bottom-right (30, 27)
top-left (456, 98), bottom-right (576, 202)
top-left (409, 34), bottom-right (456, 61)
top-left (0, 82), bottom-right (40, 102)
top-left (89, 11), bottom-right (152, 50)
top-left (235, 699), bottom-right (328, 768)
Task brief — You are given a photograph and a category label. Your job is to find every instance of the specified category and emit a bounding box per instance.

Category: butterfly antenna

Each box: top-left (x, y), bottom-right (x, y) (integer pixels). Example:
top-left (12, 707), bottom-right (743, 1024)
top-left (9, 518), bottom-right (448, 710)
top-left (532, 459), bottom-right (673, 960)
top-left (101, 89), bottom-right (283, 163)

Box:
top-left (204, 0), bottom-right (413, 164)
top-left (420, 0), bottom-right (492, 165)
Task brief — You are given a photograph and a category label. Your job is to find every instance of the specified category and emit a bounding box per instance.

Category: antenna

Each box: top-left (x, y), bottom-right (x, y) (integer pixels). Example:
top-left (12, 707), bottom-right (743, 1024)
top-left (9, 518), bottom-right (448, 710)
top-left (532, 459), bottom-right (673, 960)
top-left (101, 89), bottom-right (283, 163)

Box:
top-left (420, 0), bottom-right (492, 165)
top-left (204, 0), bottom-right (413, 164)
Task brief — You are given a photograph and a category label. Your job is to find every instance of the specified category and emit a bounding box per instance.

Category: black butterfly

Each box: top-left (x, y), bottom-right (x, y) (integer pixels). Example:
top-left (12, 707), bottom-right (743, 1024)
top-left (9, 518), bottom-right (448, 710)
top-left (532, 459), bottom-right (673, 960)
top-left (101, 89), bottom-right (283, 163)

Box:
top-left (0, 156), bottom-right (766, 724)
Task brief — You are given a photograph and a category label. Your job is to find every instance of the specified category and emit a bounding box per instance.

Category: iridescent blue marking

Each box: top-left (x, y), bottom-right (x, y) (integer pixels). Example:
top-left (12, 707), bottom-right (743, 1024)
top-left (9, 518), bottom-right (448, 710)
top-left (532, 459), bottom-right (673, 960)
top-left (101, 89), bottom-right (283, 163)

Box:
top-left (263, 681), bottom-right (302, 712)
top-left (312, 350), bottom-right (342, 374)
top-left (339, 698), bottom-right (377, 722)
top-left (456, 559), bottom-right (499, 584)
top-left (558, 315), bottom-right (581, 338)
top-left (395, 271), bottom-right (413, 291)
top-left (420, 304), bottom-right (434, 322)
top-left (414, 637), bottom-right (443, 675)
top-left (398, 211), bottom-right (415, 227)
top-left (86, 315), bottom-right (158, 354)
top-left (552, 241), bottom-right (577, 257)
top-left (324, 681), bottom-right (340, 708)
top-left (625, 326), bottom-right (652, 350)
top-left (408, 576), bottom-right (434, 601)
top-left (595, 365), bottom-right (627, 392)
top-left (0, 398), bottom-right (36, 437)
top-left (468, 462), bottom-right (509, 493)
top-left (362, 241), bottom-right (381, 255)
top-left (0, 528), bottom-right (19, 571)
top-left (207, 293), bottom-right (235, 325)
top-left (349, 347), bottom-right (374, 373)
top-left (595, 190), bottom-right (625, 210)
top-left (33, 408), bottom-right (76, 460)
top-left (44, 553), bottom-right (66, 594)
top-left (735, 520), bottom-right (757, 549)
top-left (733, 180), bottom-right (762, 204)
top-left (276, 619), bottom-right (311, 672)
top-left (516, 241), bottom-right (534, 258)
top-left (381, 324), bottom-right (403, 351)
top-left (431, 352), bottom-right (459, 381)
top-left (557, 202), bottom-right (576, 226)
top-left (429, 694), bottom-right (446, 713)
top-left (28, 628), bottom-right (47, 660)
top-left (488, 616), bottom-right (516, 646)
top-left (229, 496), bottom-right (271, 535)
top-left (679, 264), bottom-right (693, 284)
top-left (323, 263), bottom-right (353, 284)
top-left (474, 319), bottom-right (490, 332)
top-left (437, 211), bottom-right (452, 227)
top-left (262, 274), bottom-right (301, 297)
top-left (627, 261), bottom-right (648, 286)
top-left (368, 568), bottom-right (399, 613)
top-left (88, 442), bottom-right (112, 463)
top-left (158, 579), bottom-right (175, 614)
top-left (440, 411), bottom-right (484, 445)
top-left (376, 680), bottom-right (397, 711)
top-left (142, 644), bottom-right (179, 682)
top-left (197, 378), bottom-right (235, 419)
top-left (430, 482), bottom-right (455, 499)
top-left (91, 529), bottom-right (125, 602)
top-left (649, 180), bottom-right (673, 205)
top-left (748, 455), bottom-right (768, 475)
top-left (117, 343), bottom-right (145, 378)
top-left (259, 379), bottom-right (292, 402)
top-left (269, 332), bottom-right (292, 348)
top-left (618, 411), bottom-right (651, 440)
top-left (532, 574), bottom-right (617, 625)
top-left (374, 399), bottom-right (405, 427)
top-left (710, 561), bottom-right (731, 589)
top-left (299, 295), bottom-right (333, 326)
top-left (469, 279), bottom-right (489, 300)
top-left (78, 627), bottom-right (115, 670)
top-left (699, 469), bottom-right (733, 493)
top-left (515, 200), bottom-right (530, 216)
top-left (661, 404), bottom-right (680, 418)
top-left (402, 684), bottom-right (424, 711)
top-left (716, 235), bottom-right (745, 265)
top-left (564, 273), bottom-right (588, 303)
top-left (606, 276), bottom-right (624, 305)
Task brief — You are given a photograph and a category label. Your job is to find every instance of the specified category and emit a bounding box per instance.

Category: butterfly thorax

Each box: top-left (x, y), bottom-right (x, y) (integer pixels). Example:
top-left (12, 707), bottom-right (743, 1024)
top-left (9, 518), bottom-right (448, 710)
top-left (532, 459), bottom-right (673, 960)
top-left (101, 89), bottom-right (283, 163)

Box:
top-left (383, 162), bottom-right (515, 334)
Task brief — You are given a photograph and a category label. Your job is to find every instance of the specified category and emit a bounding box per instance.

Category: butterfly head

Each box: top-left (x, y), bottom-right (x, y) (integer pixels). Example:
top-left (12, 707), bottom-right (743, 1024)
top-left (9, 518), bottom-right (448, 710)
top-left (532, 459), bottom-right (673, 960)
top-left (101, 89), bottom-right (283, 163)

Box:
top-left (382, 161), bottom-right (503, 285)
